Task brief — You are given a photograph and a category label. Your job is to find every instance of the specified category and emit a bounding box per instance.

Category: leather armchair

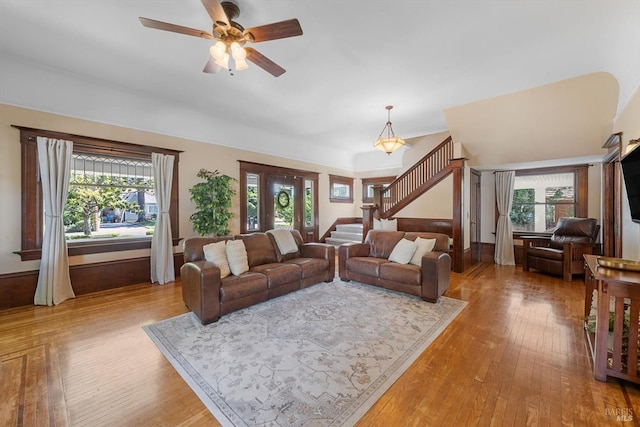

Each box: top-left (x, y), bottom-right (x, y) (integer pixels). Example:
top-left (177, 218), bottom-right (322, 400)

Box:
top-left (522, 217), bottom-right (600, 281)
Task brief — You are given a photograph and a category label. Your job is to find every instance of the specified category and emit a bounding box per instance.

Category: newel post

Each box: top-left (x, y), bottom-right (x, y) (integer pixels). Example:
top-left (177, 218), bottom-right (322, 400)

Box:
top-left (361, 205), bottom-right (376, 242)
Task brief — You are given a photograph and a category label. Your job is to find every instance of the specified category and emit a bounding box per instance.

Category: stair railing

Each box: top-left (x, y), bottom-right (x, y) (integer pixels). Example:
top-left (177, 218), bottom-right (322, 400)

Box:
top-left (378, 136), bottom-right (454, 218)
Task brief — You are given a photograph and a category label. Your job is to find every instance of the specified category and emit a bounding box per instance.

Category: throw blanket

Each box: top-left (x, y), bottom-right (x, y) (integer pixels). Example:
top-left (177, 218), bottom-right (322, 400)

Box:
top-left (267, 229), bottom-right (298, 254)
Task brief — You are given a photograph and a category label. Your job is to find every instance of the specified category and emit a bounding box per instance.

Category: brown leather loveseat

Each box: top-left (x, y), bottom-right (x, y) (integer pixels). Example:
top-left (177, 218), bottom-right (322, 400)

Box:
top-left (338, 230), bottom-right (451, 302)
top-left (181, 230), bottom-right (335, 324)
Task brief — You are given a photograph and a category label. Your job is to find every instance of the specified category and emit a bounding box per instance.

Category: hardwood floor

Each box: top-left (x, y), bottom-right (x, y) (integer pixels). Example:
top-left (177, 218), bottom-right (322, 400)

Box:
top-left (1, 264), bottom-right (639, 426)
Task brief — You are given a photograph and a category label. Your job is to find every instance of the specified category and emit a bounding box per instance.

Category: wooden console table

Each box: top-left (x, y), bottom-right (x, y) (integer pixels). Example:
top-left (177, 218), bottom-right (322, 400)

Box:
top-left (584, 254), bottom-right (640, 383)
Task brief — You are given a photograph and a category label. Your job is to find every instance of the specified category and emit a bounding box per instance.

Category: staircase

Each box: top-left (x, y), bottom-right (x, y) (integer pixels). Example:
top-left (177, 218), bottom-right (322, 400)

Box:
top-left (325, 223), bottom-right (363, 246)
top-left (377, 136), bottom-right (455, 218)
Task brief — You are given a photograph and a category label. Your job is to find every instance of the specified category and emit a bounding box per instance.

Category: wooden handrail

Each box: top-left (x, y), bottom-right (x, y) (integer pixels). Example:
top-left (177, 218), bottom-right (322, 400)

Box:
top-left (378, 136), bottom-right (454, 218)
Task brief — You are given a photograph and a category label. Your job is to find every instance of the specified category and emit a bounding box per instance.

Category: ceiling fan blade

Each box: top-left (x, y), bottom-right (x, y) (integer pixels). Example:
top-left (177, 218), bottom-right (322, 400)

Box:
top-left (244, 19), bottom-right (303, 43)
top-left (245, 48), bottom-right (286, 77)
top-left (139, 17), bottom-right (212, 39)
top-left (203, 57), bottom-right (222, 74)
top-left (201, 0), bottom-right (230, 28)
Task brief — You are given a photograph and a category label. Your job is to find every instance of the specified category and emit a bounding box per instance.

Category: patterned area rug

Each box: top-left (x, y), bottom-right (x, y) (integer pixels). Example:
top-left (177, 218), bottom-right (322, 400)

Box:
top-left (144, 279), bottom-right (466, 426)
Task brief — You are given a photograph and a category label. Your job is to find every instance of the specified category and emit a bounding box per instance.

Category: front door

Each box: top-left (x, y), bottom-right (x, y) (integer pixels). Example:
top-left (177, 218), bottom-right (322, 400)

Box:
top-left (267, 175), bottom-right (298, 232)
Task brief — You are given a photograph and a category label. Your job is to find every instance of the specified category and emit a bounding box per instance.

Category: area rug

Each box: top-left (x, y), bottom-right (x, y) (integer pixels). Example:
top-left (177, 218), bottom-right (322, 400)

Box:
top-left (143, 279), bottom-right (466, 426)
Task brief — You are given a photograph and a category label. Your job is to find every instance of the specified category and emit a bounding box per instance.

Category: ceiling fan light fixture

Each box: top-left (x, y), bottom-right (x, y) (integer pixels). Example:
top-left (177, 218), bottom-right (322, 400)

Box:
top-left (215, 52), bottom-right (230, 68)
top-left (209, 40), bottom-right (227, 61)
top-left (374, 105), bottom-right (405, 155)
top-left (235, 58), bottom-right (249, 71)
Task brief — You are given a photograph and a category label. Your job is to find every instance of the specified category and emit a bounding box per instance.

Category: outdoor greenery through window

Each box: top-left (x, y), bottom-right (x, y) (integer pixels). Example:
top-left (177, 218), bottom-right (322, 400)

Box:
top-left (510, 172), bottom-right (576, 232)
top-left (64, 154), bottom-right (155, 241)
top-left (246, 173), bottom-right (260, 231)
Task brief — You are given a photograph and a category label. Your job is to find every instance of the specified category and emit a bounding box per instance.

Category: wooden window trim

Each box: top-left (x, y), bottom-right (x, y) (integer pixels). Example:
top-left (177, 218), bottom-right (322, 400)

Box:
top-left (362, 176), bottom-right (395, 204)
top-left (329, 174), bottom-right (354, 203)
top-left (13, 126), bottom-right (181, 261)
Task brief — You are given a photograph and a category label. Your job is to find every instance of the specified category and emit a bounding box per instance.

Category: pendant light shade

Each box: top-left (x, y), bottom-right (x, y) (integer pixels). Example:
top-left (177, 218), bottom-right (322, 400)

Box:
top-left (374, 105), bottom-right (405, 154)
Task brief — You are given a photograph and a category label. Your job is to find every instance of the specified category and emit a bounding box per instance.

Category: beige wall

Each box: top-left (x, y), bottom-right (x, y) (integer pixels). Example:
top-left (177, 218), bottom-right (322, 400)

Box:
top-left (613, 85), bottom-right (640, 259)
top-left (0, 104), bottom-right (358, 275)
top-left (444, 72), bottom-right (619, 168)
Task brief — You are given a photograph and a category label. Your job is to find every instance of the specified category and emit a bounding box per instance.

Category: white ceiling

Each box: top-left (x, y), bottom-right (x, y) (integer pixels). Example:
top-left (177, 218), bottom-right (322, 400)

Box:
top-left (1, 1), bottom-right (639, 171)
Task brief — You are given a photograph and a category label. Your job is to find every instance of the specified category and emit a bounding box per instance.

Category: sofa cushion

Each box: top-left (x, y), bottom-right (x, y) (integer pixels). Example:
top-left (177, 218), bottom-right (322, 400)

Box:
top-left (203, 240), bottom-right (231, 278)
top-left (226, 240), bottom-right (249, 276)
top-left (284, 257), bottom-right (329, 279)
top-left (346, 257), bottom-right (388, 278)
top-left (528, 246), bottom-right (564, 261)
top-left (220, 272), bottom-right (268, 302)
top-left (251, 263), bottom-right (301, 289)
top-left (379, 262), bottom-right (421, 285)
top-left (549, 217), bottom-right (598, 248)
top-left (388, 238), bottom-right (418, 264)
top-left (365, 231), bottom-right (406, 259)
top-left (237, 233), bottom-right (278, 267)
top-left (409, 237), bottom-right (437, 266)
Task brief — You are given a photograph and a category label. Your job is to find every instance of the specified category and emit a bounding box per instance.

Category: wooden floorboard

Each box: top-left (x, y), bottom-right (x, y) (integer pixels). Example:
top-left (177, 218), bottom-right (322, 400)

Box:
top-left (1, 263), bottom-right (639, 426)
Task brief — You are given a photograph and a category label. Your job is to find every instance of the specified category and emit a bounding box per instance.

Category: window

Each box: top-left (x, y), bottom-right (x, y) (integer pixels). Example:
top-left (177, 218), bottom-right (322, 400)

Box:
top-left (15, 126), bottom-right (180, 261)
top-left (304, 179), bottom-right (314, 227)
top-left (65, 154), bottom-right (156, 241)
top-left (329, 175), bottom-right (354, 203)
top-left (362, 176), bottom-right (395, 204)
top-left (510, 165), bottom-right (588, 234)
top-left (245, 172), bottom-right (260, 231)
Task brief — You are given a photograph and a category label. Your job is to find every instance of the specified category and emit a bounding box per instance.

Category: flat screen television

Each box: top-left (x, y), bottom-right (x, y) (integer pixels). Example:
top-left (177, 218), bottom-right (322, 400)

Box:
top-left (621, 144), bottom-right (640, 223)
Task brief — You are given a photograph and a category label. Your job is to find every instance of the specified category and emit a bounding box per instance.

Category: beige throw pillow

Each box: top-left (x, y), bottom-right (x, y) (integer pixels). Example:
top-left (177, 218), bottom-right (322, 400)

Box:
top-left (203, 241), bottom-right (231, 279)
top-left (409, 237), bottom-right (437, 266)
top-left (388, 238), bottom-right (418, 264)
top-left (226, 239), bottom-right (249, 276)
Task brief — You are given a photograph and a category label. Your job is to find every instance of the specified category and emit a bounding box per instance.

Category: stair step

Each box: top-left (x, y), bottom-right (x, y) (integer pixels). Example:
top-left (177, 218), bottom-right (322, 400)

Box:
top-left (330, 231), bottom-right (362, 241)
top-left (325, 237), bottom-right (360, 246)
top-left (335, 223), bottom-right (363, 234)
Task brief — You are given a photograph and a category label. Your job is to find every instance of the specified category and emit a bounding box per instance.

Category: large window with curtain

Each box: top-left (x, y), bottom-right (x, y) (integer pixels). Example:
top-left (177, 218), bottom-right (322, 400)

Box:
top-left (510, 165), bottom-right (589, 235)
top-left (14, 126), bottom-right (181, 261)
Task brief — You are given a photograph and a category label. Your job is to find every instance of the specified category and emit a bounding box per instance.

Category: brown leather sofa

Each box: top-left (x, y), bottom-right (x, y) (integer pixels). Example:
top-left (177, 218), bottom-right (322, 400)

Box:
top-left (181, 230), bottom-right (335, 324)
top-left (338, 230), bottom-right (451, 302)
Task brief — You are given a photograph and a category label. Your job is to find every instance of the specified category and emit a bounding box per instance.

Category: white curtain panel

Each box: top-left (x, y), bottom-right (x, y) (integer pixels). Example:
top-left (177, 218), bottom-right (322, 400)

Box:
top-left (494, 170), bottom-right (516, 265)
top-left (34, 137), bottom-right (75, 306)
top-left (150, 153), bottom-right (175, 284)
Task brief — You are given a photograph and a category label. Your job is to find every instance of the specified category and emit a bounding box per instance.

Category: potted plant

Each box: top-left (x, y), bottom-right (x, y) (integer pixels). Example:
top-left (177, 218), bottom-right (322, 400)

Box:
top-left (188, 168), bottom-right (237, 236)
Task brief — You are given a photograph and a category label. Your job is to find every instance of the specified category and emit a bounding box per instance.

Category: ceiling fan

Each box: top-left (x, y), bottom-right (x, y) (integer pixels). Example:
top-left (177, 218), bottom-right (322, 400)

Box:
top-left (139, 0), bottom-right (302, 77)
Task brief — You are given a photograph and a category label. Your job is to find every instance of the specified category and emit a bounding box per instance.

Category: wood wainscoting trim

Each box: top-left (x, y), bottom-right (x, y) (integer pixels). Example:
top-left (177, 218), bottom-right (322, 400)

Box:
top-left (0, 253), bottom-right (184, 310)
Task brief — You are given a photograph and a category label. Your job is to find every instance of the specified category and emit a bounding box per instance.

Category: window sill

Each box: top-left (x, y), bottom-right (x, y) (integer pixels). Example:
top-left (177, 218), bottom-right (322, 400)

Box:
top-left (15, 237), bottom-right (182, 261)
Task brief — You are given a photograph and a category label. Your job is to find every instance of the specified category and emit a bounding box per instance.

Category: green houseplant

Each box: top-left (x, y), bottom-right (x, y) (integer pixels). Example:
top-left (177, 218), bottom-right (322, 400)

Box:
top-left (188, 168), bottom-right (237, 236)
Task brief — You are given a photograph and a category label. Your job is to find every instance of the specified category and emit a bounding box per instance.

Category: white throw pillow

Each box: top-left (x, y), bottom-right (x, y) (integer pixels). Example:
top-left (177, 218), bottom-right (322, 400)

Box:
top-left (388, 238), bottom-right (418, 264)
top-left (381, 218), bottom-right (397, 231)
top-left (267, 229), bottom-right (298, 254)
top-left (373, 218), bottom-right (397, 231)
top-left (226, 240), bottom-right (249, 276)
top-left (203, 241), bottom-right (231, 279)
top-left (409, 237), bottom-right (437, 266)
